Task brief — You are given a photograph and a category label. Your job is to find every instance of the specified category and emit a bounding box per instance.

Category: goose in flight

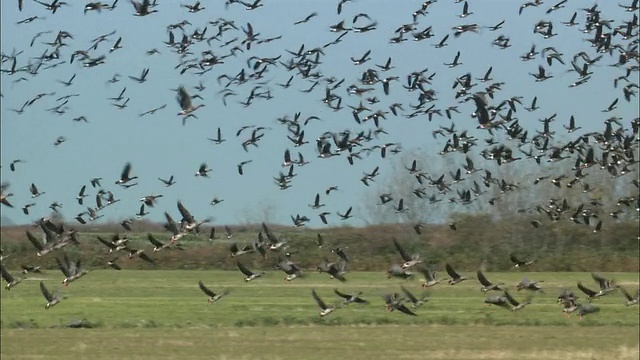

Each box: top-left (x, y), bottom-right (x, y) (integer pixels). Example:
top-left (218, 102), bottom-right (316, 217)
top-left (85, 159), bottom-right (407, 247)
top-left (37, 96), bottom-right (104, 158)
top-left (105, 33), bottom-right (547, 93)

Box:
top-left (21, 264), bottom-right (43, 274)
top-left (309, 193), bottom-right (325, 209)
top-left (26, 229), bottom-right (57, 257)
top-left (312, 289), bottom-right (337, 317)
top-left (176, 86), bottom-right (204, 123)
top-left (317, 257), bottom-right (347, 282)
top-left (128, 249), bottom-right (155, 264)
top-left (383, 293), bottom-right (417, 316)
top-left (517, 277), bottom-right (544, 293)
top-left (107, 258), bottom-right (122, 270)
top-left (177, 200), bottom-right (209, 233)
top-left (0, 190), bottom-right (13, 207)
top-left (130, 0), bottom-right (158, 16)
top-left (333, 288), bottom-right (368, 305)
top-left (510, 253), bottom-right (535, 268)
top-left (276, 258), bottom-right (303, 281)
top-left (115, 162), bottom-right (137, 185)
top-left (504, 290), bottom-right (532, 312)
top-left (164, 212), bottom-right (186, 244)
top-left (477, 270), bottom-right (505, 292)
top-left (76, 185), bottom-right (88, 205)
top-left (419, 266), bottom-right (443, 288)
top-left (198, 281), bottom-right (229, 303)
top-left (577, 273), bottom-right (618, 301)
top-left (1, 263), bottom-right (25, 290)
top-left (331, 247), bottom-right (349, 263)
top-left (484, 293), bottom-right (512, 310)
top-left (590, 273), bottom-right (618, 295)
top-left (229, 243), bottom-right (254, 258)
top-left (147, 233), bottom-right (182, 252)
top-left (22, 202), bottom-right (36, 215)
top-left (140, 194), bottom-right (163, 207)
top-left (530, 65), bottom-right (553, 82)
top-left (336, 206), bottom-right (353, 220)
top-left (387, 264), bottom-right (414, 280)
top-left (445, 263), bottom-right (468, 285)
top-left (136, 204), bottom-right (149, 218)
top-left (393, 238), bottom-right (423, 269)
top-left (30, 183), bottom-right (45, 198)
top-left (237, 261), bottom-right (264, 282)
top-left (208, 127), bottom-right (226, 144)
top-left (575, 303), bottom-right (600, 320)
top-left (619, 286), bottom-right (639, 306)
top-left (400, 285), bottom-right (429, 308)
top-left (40, 281), bottom-right (66, 309)
top-left (158, 175), bottom-right (175, 187)
top-left (34, 0), bottom-right (68, 13)
top-left (56, 254), bottom-right (88, 286)
top-left (194, 163), bottom-right (211, 177)
top-left (97, 235), bottom-right (129, 254)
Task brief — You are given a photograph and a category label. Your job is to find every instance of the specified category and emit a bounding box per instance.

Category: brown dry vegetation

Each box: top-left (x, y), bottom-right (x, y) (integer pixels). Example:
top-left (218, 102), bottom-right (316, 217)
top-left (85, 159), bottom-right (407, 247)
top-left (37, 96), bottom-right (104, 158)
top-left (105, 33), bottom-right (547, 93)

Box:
top-left (1, 213), bottom-right (638, 272)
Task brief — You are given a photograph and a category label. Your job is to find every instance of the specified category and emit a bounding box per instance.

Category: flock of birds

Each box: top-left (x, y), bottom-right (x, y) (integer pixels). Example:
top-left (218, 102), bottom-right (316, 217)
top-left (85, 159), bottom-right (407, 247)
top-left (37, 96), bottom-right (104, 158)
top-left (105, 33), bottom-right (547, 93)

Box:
top-left (0, 0), bottom-right (639, 322)
top-left (1, 224), bottom-right (639, 319)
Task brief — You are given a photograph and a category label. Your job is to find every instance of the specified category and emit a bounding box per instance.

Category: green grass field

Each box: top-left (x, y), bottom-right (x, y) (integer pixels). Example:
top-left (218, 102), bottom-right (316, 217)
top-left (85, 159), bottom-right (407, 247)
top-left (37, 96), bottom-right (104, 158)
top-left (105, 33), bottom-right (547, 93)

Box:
top-left (1, 270), bottom-right (639, 359)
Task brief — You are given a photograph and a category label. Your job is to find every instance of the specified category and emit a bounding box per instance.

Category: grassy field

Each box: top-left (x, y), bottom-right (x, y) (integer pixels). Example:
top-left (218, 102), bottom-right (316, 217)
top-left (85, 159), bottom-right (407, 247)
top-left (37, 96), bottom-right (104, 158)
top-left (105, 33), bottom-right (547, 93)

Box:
top-left (1, 270), bottom-right (639, 359)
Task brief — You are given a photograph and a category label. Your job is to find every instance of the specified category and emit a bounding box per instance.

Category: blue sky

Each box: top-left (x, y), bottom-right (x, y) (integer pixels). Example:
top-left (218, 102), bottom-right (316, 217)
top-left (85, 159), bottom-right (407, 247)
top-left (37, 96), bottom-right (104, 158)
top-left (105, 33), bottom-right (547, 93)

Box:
top-left (1, 1), bottom-right (637, 228)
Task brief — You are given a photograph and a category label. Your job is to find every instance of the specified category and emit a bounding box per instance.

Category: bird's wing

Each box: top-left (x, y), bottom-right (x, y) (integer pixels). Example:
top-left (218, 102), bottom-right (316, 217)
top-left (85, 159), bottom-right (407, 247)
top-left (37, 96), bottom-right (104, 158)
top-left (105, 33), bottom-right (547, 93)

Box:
top-left (198, 281), bottom-right (216, 297)
top-left (333, 288), bottom-right (351, 300)
top-left (97, 236), bottom-right (116, 249)
top-left (400, 285), bottom-right (418, 303)
top-left (121, 162), bottom-right (132, 179)
top-left (164, 212), bottom-right (179, 234)
top-left (419, 266), bottom-right (434, 281)
top-left (393, 238), bottom-right (411, 262)
top-left (236, 261), bottom-right (254, 277)
top-left (1, 263), bottom-right (14, 283)
top-left (396, 303), bottom-right (418, 316)
top-left (56, 257), bottom-right (71, 277)
top-left (177, 201), bottom-right (193, 222)
top-left (332, 270), bottom-right (347, 282)
top-left (278, 260), bottom-right (294, 273)
top-left (177, 86), bottom-right (192, 110)
top-left (503, 290), bottom-right (520, 306)
top-left (619, 286), bottom-right (632, 301)
top-left (26, 230), bottom-right (44, 251)
top-left (382, 293), bottom-right (394, 305)
top-left (590, 272), bottom-right (609, 289)
top-left (146, 233), bottom-right (163, 247)
top-left (445, 263), bottom-right (460, 279)
top-left (73, 258), bottom-right (82, 274)
top-left (477, 270), bottom-right (492, 286)
top-left (311, 289), bottom-right (328, 310)
top-left (40, 281), bottom-right (53, 302)
top-left (577, 282), bottom-right (597, 297)
top-left (335, 249), bottom-right (349, 263)
top-left (315, 233), bottom-right (323, 247)
top-left (139, 252), bottom-right (155, 263)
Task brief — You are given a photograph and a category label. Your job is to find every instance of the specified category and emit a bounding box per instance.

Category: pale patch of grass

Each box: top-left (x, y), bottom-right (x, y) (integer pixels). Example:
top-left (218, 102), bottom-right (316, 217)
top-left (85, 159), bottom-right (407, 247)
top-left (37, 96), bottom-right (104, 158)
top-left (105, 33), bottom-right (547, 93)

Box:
top-left (1, 326), bottom-right (638, 360)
